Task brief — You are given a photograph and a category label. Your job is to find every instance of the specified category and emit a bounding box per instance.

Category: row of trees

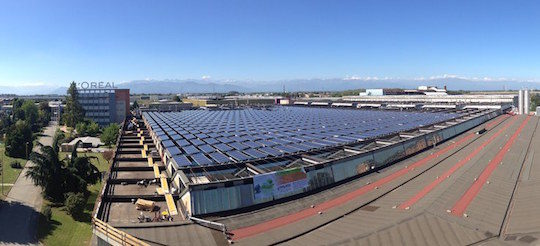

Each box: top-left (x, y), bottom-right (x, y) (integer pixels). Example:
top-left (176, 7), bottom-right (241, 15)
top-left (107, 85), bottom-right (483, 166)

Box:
top-left (2, 99), bottom-right (51, 158)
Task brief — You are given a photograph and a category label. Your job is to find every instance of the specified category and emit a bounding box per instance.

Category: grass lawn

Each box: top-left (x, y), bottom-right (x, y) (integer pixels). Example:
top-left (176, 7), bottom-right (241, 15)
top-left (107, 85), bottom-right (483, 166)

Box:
top-left (0, 143), bottom-right (28, 200)
top-left (37, 151), bottom-right (110, 246)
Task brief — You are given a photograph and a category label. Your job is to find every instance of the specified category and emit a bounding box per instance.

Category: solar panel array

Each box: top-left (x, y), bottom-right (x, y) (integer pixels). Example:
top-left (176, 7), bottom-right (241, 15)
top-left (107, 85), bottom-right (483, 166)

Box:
top-left (143, 107), bottom-right (458, 168)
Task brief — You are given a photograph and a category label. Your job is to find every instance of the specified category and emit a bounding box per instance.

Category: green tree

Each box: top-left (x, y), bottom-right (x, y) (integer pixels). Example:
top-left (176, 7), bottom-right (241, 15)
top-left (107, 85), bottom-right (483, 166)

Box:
top-left (5, 120), bottom-right (33, 158)
top-left (11, 98), bottom-right (26, 121)
top-left (66, 142), bottom-right (100, 185)
top-left (75, 122), bottom-right (87, 136)
top-left (21, 100), bottom-right (39, 130)
top-left (64, 192), bottom-right (87, 220)
top-left (100, 123), bottom-right (120, 146)
top-left (0, 114), bottom-right (13, 135)
top-left (38, 101), bottom-right (51, 127)
top-left (26, 140), bottom-right (97, 202)
top-left (130, 100), bottom-right (139, 110)
top-left (63, 82), bottom-right (85, 127)
top-left (87, 121), bottom-right (100, 136)
top-left (26, 144), bottom-right (68, 201)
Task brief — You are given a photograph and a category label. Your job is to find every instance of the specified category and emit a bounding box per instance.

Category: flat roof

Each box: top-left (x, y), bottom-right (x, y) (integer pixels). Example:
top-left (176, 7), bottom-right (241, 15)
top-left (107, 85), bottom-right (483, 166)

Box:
top-left (209, 114), bottom-right (540, 245)
top-left (144, 107), bottom-right (459, 170)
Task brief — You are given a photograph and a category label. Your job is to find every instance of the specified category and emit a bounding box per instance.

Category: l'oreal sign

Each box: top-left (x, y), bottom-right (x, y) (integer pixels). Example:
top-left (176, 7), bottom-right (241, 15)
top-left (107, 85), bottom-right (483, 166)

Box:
top-left (77, 82), bottom-right (116, 89)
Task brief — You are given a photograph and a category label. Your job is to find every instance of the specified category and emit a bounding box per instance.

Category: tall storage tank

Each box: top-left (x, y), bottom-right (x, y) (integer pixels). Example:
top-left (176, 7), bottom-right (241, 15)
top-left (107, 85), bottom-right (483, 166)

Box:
top-left (524, 90), bottom-right (530, 115)
top-left (518, 90), bottom-right (524, 114)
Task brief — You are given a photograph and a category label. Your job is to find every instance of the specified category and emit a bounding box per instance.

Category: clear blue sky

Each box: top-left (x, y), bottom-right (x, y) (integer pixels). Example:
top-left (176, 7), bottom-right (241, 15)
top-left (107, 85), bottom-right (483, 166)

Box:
top-left (1, 0), bottom-right (540, 87)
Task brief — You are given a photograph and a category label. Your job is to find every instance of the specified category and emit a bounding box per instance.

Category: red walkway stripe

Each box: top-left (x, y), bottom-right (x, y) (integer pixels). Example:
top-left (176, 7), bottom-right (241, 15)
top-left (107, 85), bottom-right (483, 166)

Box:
top-left (451, 116), bottom-right (531, 216)
top-left (231, 116), bottom-right (507, 240)
top-left (398, 115), bottom-right (517, 209)
top-left (486, 114), bottom-right (509, 128)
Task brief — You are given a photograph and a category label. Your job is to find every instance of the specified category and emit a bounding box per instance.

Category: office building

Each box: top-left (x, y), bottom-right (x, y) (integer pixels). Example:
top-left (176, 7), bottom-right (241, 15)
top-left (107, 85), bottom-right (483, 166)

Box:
top-left (78, 88), bottom-right (130, 125)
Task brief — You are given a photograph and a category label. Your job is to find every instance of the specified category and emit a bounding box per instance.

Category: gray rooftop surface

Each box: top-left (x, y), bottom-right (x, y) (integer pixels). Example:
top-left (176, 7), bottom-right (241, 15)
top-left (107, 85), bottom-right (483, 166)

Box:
top-left (211, 115), bottom-right (540, 246)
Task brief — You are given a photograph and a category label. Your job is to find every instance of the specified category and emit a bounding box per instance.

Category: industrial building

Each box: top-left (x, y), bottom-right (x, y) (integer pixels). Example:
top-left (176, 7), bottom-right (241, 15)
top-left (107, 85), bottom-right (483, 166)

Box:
top-left (78, 88), bottom-right (130, 125)
top-left (182, 95), bottom-right (282, 108)
top-left (140, 107), bottom-right (503, 216)
top-left (93, 101), bottom-right (534, 244)
top-left (146, 101), bottom-right (193, 112)
top-left (359, 86), bottom-right (448, 96)
top-left (91, 88), bottom-right (540, 246)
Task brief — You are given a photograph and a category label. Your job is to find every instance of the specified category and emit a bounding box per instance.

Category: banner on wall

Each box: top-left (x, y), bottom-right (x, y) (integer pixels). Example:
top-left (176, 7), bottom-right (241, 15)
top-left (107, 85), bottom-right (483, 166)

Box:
top-left (253, 167), bottom-right (308, 202)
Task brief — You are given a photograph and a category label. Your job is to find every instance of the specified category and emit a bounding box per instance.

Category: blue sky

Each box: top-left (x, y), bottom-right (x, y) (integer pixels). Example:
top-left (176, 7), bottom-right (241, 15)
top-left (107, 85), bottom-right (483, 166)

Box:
top-left (1, 0), bottom-right (540, 87)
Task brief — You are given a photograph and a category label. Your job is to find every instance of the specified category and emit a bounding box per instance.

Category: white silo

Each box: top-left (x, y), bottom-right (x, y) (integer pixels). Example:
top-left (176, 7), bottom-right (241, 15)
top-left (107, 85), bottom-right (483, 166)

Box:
top-left (524, 89), bottom-right (530, 115)
top-left (518, 90), bottom-right (524, 114)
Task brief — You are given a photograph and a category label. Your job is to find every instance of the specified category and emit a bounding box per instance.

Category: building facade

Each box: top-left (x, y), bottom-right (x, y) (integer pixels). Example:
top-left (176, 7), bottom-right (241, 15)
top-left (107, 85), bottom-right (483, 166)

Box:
top-left (78, 88), bottom-right (130, 125)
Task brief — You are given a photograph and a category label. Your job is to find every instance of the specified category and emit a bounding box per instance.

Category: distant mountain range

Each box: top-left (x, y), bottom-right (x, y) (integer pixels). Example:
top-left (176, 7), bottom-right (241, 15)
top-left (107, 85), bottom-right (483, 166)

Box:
top-left (115, 77), bottom-right (540, 94)
top-left (2, 76), bottom-right (540, 95)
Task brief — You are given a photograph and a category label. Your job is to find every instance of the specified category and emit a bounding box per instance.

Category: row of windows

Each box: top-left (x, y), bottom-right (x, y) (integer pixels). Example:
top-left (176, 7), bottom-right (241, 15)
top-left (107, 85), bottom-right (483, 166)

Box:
top-left (82, 105), bottom-right (110, 110)
top-left (86, 112), bottom-right (110, 117)
top-left (80, 99), bottom-right (110, 104)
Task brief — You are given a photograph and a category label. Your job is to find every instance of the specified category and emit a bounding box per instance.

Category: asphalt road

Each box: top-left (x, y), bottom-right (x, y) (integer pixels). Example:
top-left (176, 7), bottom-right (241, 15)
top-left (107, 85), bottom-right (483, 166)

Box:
top-left (0, 123), bottom-right (58, 245)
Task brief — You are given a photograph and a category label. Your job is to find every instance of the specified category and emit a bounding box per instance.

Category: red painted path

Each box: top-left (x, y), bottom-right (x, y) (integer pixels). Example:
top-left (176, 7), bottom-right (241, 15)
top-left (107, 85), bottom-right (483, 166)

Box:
top-left (451, 116), bottom-right (531, 216)
top-left (398, 115), bottom-right (517, 209)
top-left (231, 115), bottom-right (509, 240)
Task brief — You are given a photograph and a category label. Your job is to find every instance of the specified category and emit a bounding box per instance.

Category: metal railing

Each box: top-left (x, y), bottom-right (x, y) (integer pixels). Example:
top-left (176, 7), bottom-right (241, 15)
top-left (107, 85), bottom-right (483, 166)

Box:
top-left (92, 218), bottom-right (149, 246)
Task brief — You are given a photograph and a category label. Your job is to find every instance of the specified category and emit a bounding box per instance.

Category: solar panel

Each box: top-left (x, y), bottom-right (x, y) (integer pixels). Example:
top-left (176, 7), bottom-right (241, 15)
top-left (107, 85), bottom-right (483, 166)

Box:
top-left (227, 150), bottom-right (251, 162)
top-left (209, 152), bottom-right (231, 163)
top-left (175, 139), bottom-right (191, 147)
top-left (288, 143), bottom-right (311, 152)
top-left (191, 153), bottom-right (213, 165)
top-left (143, 107), bottom-right (459, 167)
top-left (243, 141), bottom-right (264, 148)
top-left (182, 145), bottom-right (199, 155)
top-left (274, 145), bottom-right (298, 154)
top-left (166, 146), bottom-right (182, 156)
top-left (190, 139), bottom-right (205, 146)
top-left (256, 139), bottom-right (277, 147)
top-left (258, 147), bottom-right (282, 157)
top-left (214, 143), bottom-right (233, 152)
top-left (228, 142), bottom-right (249, 150)
top-left (161, 140), bottom-right (175, 148)
top-left (217, 137), bottom-right (233, 144)
top-left (203, 138), bottom-right (219, 145)
top-left (172, 155), bottom-right (193, 167)
top-left (243, 148), bottom-right (268, 158)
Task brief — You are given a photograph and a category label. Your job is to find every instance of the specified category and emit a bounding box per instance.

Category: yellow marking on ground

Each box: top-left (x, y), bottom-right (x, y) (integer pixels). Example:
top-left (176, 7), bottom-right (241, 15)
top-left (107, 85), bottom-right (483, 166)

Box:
top-left (147, 157), bottom-right (154, 167)
top-left (156, 187), bottom-right (165, 195)
top-left (153, 164), bottom-right (160, 178)
top-left (160, 177), bottom-right (169, 193)
top-left (137, 133), bottom-right (141, 137)
top-left (141, 149), bottom-right (147, 158)
top-left (165, 194), bottom-right (178, 216)
top-left (144, 144), bottom-right (148, 151)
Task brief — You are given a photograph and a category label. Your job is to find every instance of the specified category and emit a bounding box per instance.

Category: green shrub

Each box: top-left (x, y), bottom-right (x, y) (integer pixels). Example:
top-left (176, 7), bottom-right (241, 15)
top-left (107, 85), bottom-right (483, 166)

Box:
top-left (10, 161), bottom-right (22, 169)
top-left (43, 205), bottom-right (52, 221)
top-left (64, 192), bottom-right (87, 219)
top-left (100, 124), bottom-right (120, 146)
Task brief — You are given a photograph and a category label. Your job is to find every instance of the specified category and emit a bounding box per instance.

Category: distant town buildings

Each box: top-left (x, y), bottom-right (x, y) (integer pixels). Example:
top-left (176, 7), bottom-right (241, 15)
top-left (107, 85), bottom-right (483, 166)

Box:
top-left (360, 86), bottom-right (448, 96)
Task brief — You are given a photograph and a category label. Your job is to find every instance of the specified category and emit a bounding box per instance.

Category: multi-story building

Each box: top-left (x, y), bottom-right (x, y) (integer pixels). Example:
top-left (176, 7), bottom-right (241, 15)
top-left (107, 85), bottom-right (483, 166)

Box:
top-left (78, 88), bottom-right (130, 125)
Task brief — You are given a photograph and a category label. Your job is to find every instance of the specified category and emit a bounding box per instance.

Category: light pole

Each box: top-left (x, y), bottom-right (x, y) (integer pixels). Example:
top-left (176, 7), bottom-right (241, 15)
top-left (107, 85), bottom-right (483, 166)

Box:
top-left (25, 142), bottom-right (29, 160)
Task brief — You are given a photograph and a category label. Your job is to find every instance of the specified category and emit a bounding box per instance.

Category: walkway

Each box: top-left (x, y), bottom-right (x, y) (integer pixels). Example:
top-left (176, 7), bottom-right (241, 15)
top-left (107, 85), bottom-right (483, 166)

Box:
top-left (0, 124), bottom-right (58, 245)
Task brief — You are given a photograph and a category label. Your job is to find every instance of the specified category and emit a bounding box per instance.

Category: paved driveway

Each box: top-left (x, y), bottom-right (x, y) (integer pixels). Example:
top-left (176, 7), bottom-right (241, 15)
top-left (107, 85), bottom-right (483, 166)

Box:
top-left (0, 124), bottom-right (57, 245)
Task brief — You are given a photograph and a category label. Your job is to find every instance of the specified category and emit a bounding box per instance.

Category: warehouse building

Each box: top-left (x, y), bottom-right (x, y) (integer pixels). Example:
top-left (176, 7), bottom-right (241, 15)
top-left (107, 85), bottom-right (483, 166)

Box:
top-left (140, 106), bottom-right (507, 216)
